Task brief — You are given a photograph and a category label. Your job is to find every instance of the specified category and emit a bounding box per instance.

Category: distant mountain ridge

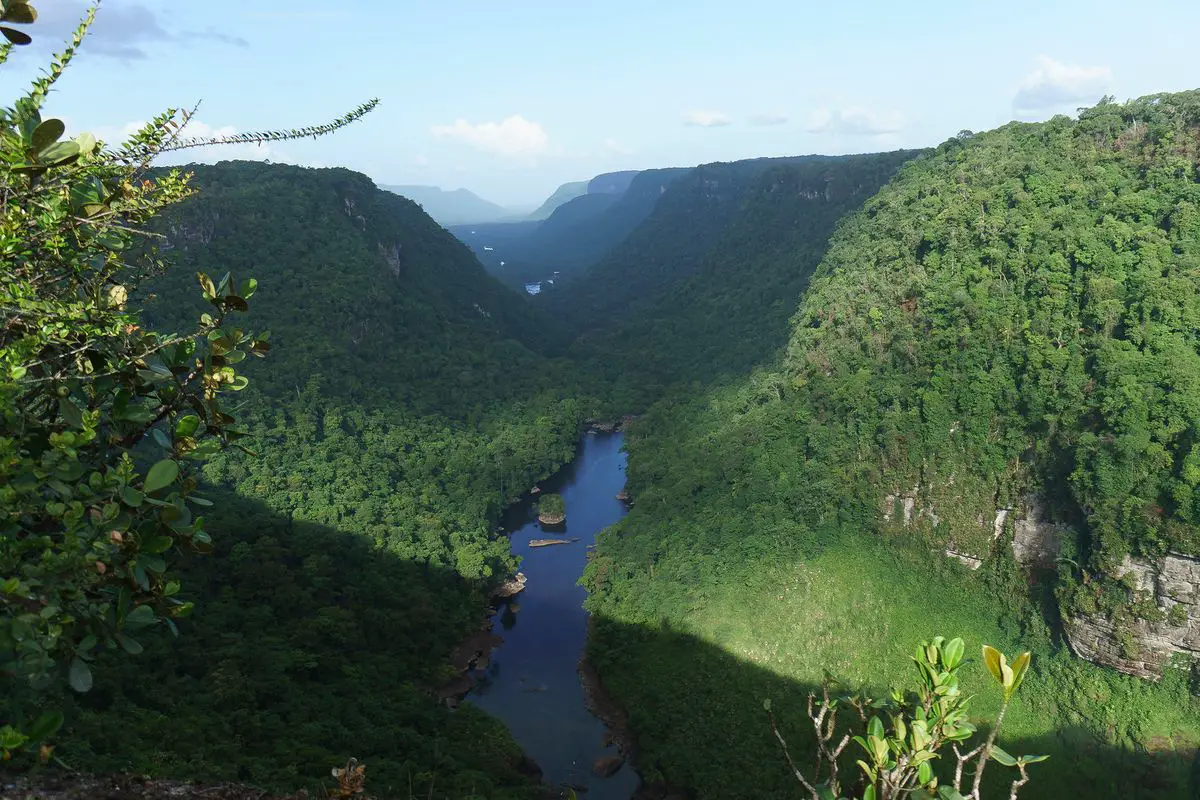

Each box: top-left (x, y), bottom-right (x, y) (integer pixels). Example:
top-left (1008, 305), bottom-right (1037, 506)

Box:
top-left (450, 167), bottom-right (691, 290)
top-left (380, 184), bottom-right (515, 226)
top-left (588, 170), bottom-right (641, 195)
top-left (528, 180), bottom-right (588, 220)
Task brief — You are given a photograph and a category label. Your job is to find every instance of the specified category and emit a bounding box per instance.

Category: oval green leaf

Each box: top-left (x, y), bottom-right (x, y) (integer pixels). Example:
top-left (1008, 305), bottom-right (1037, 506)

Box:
top-left (1, 25), bottom-right (33, 45)
top-left (68, 658), bottom-right (93, 693)
top-left (31, 118), bottom-right (65, 152)
top-left (143, 459), bottom-right (179, 494)
top-left (123, 604), bottom-right (156, 629)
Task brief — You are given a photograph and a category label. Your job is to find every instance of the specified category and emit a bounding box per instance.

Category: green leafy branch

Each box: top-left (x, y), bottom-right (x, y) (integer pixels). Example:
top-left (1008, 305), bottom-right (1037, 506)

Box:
top-left (766, 637), bottom-right (1047, 800)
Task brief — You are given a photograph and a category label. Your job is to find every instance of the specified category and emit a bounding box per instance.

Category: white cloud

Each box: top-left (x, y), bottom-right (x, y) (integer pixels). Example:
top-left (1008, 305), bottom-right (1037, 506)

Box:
top-left (683, 110), bottom-right (731, 128)
top-left (1013, 56), bottom-right (1112, 120)
top-left (805, 106), bottom-right (904, 136)
top-left (431, 115), bottom-right (549, 159)
top-left (749, 113), bottom-right (788, 127)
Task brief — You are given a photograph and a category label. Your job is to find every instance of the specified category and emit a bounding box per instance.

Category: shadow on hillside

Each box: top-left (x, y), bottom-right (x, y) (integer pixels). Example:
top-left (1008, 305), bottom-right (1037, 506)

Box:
top-left (52, 493), bottom-right (547, 800)
top-left (36, 490), bottom-right (1199, 800)
top-left (588, 618), bottom-right (1199, 800)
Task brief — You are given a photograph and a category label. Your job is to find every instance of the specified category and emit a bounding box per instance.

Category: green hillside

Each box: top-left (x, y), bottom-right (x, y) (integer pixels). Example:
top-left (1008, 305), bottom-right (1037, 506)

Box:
top-left (45, 161), bottom-right (588, 797)
top-left (546, 156), bottom-right (845, 325)
top-left (582, 93), bottom-right (1200, 798)
top-left (144, 162), bottom-right (572, 407)
top-left (454, 167), bottom-right (692, 291)
top-left (569, 151), bottom-right (920, 409)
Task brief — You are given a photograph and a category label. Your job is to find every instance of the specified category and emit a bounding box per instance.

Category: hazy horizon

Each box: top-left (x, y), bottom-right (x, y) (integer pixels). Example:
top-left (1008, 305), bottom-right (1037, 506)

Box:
top-left (2, 0), bottom-right (1199, 205)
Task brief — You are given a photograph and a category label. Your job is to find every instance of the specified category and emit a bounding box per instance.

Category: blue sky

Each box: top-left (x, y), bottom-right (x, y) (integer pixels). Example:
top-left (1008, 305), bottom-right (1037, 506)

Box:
top-left (5, 0), bottom-right (1200, 207)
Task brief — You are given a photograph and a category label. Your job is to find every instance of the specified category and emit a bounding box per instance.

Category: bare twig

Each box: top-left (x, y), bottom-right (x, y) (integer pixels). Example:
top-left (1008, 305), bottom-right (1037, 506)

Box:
top-left (768, 706), bottom-right (821, 799)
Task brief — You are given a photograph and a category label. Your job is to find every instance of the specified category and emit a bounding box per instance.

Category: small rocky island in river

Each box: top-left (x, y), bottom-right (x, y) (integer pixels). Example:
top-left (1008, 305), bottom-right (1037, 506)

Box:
top-left (537, 492), bottom-right (566, 524)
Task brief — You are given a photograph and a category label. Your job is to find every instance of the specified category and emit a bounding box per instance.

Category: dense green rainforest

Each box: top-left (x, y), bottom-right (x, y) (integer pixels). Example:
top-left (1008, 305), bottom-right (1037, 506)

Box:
top-left (8, 89), bottom-right (1200, 800)
top-left (582, 93), bottom-right (1200, 798)
top-left (18, 163), bottom-right (588, 799)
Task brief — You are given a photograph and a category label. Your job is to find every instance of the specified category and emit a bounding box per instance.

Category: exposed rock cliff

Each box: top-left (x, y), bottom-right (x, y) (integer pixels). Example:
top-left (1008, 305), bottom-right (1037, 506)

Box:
top-left (1066, 552), bottom-right (1200, 679)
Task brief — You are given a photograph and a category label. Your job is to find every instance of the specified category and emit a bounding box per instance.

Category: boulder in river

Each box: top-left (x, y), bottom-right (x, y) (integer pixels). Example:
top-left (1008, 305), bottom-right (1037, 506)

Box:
top-left (592, 755), bottom-right (625, 778)
top-left (492, 571), bottom-right (527, 599)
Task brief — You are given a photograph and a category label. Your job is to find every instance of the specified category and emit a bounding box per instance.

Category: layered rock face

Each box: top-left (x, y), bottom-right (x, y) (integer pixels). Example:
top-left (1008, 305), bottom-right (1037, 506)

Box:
top-left (885, 489), bottom-right (1198, 679)
top-left (1065, 552), bottom-right (1200, 680)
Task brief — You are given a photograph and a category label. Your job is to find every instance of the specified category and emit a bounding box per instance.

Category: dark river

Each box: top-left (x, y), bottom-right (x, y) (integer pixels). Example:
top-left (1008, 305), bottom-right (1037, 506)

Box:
top-left (468, 431), bottom-right (639, 799)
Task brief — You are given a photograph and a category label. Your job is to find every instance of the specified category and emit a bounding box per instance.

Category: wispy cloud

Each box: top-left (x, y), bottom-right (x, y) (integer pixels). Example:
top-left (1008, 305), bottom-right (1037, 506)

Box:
top-left (1013, 56), bottom-right (1112, 120)
top-left (431, 115), bottom-right (550, 160)
top-left (683, 110), bottom-right (731, 128)
top-left (32, 1), bottom-right (248, 60)
top-left (805, 106), bottom-right (905, 136)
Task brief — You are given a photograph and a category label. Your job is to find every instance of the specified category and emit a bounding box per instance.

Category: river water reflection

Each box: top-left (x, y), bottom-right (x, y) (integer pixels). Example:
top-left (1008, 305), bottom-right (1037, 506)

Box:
top-left (468, 431), bottom-right (639, 799)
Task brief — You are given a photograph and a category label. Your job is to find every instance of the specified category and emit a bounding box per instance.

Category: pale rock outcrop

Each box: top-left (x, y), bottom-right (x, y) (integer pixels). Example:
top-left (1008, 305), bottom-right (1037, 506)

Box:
top-left (1066, 552), bottom-right (1200, 679)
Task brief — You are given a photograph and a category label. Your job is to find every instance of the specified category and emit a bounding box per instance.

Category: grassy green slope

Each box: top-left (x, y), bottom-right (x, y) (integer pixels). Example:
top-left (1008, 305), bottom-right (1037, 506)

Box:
top-left (584, 93), bottom-right (1200, 798)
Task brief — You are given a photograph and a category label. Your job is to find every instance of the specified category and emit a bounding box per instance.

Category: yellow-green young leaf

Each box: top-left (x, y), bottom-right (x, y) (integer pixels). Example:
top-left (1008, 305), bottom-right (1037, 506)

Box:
top-left (74, 131), bottom-right (96, 155)
top-left (3, 3), bottom-right (38, 24)
top-left (143, 459), bottom-right (179, 493)
top-left (981, 644), bottom-right (1004, 685)
top-left (1009, 651), bottom-right (1032, 696)
top-left (1021, 754), bottom-right (1050, 765)
top-left (918, 760), bottom-right (934, 785)
top-left (863, 785), bottom-right (877, 800)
